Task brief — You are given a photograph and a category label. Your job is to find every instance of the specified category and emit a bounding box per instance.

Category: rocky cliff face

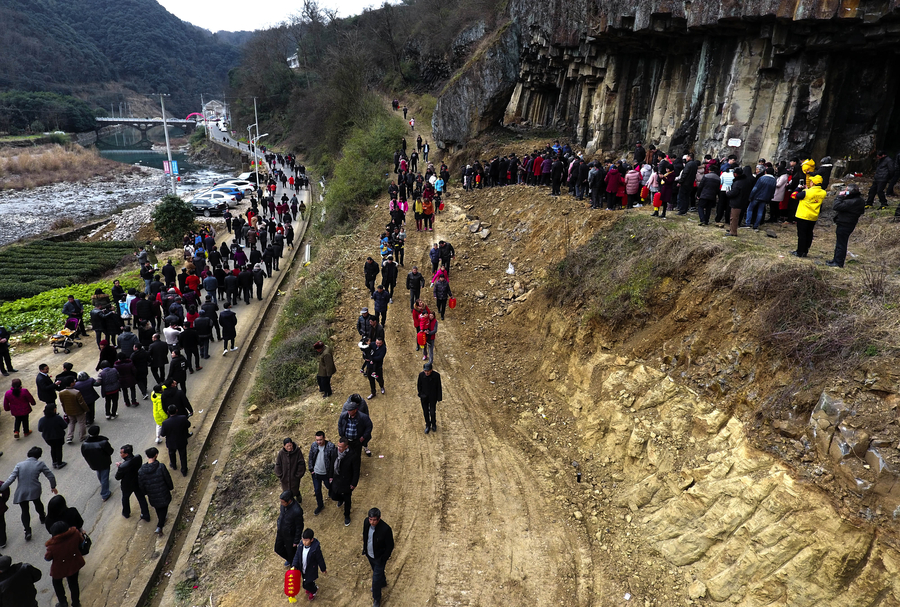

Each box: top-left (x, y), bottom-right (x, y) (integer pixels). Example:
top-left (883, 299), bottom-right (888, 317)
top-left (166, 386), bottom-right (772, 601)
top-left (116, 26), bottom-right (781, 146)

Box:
top-left (434, 0), bottom-right (900, 161)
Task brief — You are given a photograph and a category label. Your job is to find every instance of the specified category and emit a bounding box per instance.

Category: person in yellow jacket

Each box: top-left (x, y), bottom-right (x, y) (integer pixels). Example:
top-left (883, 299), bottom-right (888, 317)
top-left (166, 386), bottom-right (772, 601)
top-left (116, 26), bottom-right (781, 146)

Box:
top-left (151, 384), bottom-right (169, 444)
top-left (801, 158), bottom-right (816, 184)
top-left (792, 174), bottom-right (826, 257)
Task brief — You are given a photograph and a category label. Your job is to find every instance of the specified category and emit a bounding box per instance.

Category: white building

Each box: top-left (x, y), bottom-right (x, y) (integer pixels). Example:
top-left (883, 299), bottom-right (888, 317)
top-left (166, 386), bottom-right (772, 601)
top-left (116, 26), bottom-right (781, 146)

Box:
top-left (287, 53), bottom-right (300, 69)
top-left (203, 100), bottom-right (226, 121)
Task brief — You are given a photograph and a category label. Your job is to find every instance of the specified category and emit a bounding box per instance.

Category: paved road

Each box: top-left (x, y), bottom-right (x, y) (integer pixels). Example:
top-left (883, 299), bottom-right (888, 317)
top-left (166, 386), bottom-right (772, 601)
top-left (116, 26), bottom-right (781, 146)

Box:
top-left (0, 159), bottom-right (308, 606)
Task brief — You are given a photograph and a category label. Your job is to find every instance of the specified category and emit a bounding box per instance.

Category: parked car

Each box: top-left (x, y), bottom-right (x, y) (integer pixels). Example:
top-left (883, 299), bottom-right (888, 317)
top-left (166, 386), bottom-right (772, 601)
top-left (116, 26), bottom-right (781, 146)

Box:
top-left (238, 171), bottom-right (266, 184)
top-left (205, 185), bottom-right (244, 201)
top-left (219, 179), bottom-right (255, 192)
top-left (191, 198), bottom-right (227, 217)
top-left (189, 190), bottom-right (238, 208)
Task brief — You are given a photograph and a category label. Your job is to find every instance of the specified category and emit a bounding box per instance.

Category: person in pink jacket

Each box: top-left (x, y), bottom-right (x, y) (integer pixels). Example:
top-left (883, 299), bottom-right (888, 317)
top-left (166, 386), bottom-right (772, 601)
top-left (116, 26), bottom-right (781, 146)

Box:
top-left (4, 378), bottom-right (36, 438)
top-left (624, 165), bottom-right (642, 208)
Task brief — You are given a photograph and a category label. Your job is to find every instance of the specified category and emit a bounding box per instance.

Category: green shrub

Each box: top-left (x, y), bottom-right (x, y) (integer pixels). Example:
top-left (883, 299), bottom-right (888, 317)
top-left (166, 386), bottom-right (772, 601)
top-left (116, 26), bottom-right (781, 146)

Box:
top-left (152, 195), bottom-right (195, 247)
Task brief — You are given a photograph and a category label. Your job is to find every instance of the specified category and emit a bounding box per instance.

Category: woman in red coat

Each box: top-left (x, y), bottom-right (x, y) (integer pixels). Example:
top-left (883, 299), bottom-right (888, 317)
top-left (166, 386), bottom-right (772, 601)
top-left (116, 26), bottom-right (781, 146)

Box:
top-left (4, 378), bottom-right (36, 438)
top-left (45, 521), bottom-right (85, 607)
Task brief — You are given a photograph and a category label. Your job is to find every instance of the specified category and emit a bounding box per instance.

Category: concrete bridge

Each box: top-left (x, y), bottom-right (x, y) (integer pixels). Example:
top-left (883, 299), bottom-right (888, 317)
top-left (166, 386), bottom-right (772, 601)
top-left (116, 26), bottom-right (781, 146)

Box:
top-left (95, 117), bottom-right (197, 142)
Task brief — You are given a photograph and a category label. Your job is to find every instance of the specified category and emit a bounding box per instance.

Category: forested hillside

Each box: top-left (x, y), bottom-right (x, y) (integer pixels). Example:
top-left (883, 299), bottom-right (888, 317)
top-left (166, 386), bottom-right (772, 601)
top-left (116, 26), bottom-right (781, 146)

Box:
top-left (0, 0), bottom-right (240, 115)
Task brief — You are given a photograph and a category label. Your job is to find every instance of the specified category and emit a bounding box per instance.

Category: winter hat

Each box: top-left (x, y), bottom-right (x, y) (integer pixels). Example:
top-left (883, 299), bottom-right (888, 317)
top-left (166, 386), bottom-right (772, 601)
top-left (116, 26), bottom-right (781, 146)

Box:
top-left (808, 174), bottom-right (823, 186)
top-left (424, 363), bottom-right (433, 370)
top-left (361, 307), bottom-right (369, 314)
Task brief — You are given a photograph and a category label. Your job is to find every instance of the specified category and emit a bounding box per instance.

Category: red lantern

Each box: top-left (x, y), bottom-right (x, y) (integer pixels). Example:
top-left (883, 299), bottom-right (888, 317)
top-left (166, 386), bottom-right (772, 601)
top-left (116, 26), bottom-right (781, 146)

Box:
top-left (448, 297), bottom-right (457, 309)
top-left (417, 331), bottom-right (426, 346)
top-left (438, 201), bottom-right (445, 211)
top-left (284, 569), bottom-right (302, 603)
top-left (652, 192), bottom-right (662, 208)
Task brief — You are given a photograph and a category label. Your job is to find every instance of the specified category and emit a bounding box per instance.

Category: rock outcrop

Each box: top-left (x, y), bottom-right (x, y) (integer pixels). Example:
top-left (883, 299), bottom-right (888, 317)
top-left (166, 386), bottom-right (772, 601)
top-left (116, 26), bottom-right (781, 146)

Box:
top-left (434, 0), bottom-right (900, 161)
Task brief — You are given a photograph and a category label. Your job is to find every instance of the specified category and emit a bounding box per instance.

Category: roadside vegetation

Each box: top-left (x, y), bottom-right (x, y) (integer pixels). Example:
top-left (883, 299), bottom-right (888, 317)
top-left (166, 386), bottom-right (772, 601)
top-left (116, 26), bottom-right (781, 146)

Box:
top-left (0, 240), bottom-right (138, 299)
top-left (0, 144), bottom-right (133, 190)
top-left (151, 195), bottom-right (196, 248)
top-left (0, 277), bottom-right (141, 342)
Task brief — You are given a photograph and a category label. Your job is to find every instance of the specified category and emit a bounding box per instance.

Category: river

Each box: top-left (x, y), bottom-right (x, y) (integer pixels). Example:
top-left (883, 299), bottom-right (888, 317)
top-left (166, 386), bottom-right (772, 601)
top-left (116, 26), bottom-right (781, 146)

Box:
top-left (0, 130), bottom-right (236, 247)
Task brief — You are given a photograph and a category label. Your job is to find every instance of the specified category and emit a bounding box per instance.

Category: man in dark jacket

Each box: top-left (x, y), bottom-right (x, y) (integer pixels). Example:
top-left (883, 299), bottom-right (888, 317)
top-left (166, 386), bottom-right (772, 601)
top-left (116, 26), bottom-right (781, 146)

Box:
top-left (725, 168), bottom-right (751, 237)
top-left (161, 380), bottom-right (194, 417)
top-left (550, 157), bottom-right (564, 196)
top-left (35, 364), bottom-right (57, 406)
top-left (362, 507), bottom-right (394, 607)
top-left (148, 334), bottom-right (169, 385)
top-left (438, 241), bottom-right (455, 277)
top-left (829, 184), bottom-right (866, 267)
top-left (275, 490), bottom-right (304, 566)
top-left (160, 405), bottom-right (191, 476)
top-left (0, 555), bottom-right (42, 607)
top-left (137, 447), bottom-right (173, 534)
top-left (237, 266), bottom-right (254, 305)
top-left (219, 303), bottom-right (238, 352)
top-left (372, 285), bottom-right (390, 328)
top-left (62, 295), bottom-right (88, 337)
top-left (634, 142), bottom-right (646, 165)
top-left (114, 444), bottom-right (149, 520)
top-left (406, 267), bottom-right (426, 310)
top-left (364, 257), bottom-right (380, 297)
top-left (81, 425), bottom-right (114, 501)
top-left (677, 153), bottom-right (699, 215)
top-left (290, 529), bottom-right (327, 601)
top-left (178, 325), bottom-right (201, 374)
top-left (223, 272), bottom-right (240, 306)
top-left (308, 431), bottom-right (337, 515)
top-left (202, 274), bottom-right (218, 305)
top-left (696, 166), bottom-right (721, 226)
top-left (381, 256), bottom-right (398, 301)
top-left (868, 150), bottom-right (896, 209)
top-left (161, 260), bottom-right (177, 285)
top-left (330, 437), bottom-right (360, 527)
top-left (166, 350), bottom-right (188, 394)
top-left (252, 264), bottom-right (266, 300)
top-left (417, 362), bottom-right (443, 434)
top-left (201, 297), bottom-right (221, 341)
top-left (338, 401), bottom-right (373, 458)
top-left (275, 438), bottom-right (305, 504)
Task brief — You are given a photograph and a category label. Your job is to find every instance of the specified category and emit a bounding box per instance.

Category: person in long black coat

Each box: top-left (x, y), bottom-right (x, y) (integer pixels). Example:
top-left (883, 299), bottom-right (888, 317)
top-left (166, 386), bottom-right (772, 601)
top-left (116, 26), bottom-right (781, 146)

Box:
top-left (329, 438), bottom-right (360, 526)
top-left (828, 184), bottom-right (866, 268)
top-left (160, 406), bottom-right (191, 476)
top-left (417, 363), bottom-right (443, 434)
top-left (219, 304), bottom-right (238, 352)
top-left (0, 555), bottom-right (43, 607)
top-left (137, 447), bottom-right (173, 534)
top-left (274, 491), bottom-right (304, 566)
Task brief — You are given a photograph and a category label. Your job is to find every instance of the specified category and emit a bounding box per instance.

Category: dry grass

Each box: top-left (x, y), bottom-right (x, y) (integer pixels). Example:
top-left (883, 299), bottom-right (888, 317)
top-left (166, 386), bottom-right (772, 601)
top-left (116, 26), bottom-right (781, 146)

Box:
top-left (0, 144), bottom-right (132, 190)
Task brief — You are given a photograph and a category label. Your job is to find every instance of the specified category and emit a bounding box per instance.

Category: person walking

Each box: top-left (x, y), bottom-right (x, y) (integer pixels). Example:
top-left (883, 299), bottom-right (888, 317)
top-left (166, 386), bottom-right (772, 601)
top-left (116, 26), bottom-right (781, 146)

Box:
top-left (338, 399), bottom-right (373, 458)
top-left (4, 378), bottom-right (35, 438)
top-left (291, 529), bottom-right (327, 601)
top-left (58, 377), bottom-right (89, 444)
top-left (80, 425), bottom-right (114, 502)
top-left (372, 285), bottom-right (390, 328)
top-left (0, 326), bottom-right (15, 376)
top-left (35, 365), bottom-right (58, 407)
top-left (432, 274), bottom-right (452, 321)
top-left (148, 334), bottom-right (169, 385)
top-left (314, 342), bottom-right (336, 398)
top-left (308, 431), bottom-right (337, 516)
top-left (828, 184), bottom-right (866, 268)
top-left (97, 361), bottom-right (120, 420)
top-left (62, 295), bottom-right (88, 338)
top-left (362, 507), bottom-right (394, 607)
top-left (417, 362), bottom-right (443, 434)
top-left (160, 406), bottom-right (191, 477)
top-left (38, 404), bottom-right (68, 469)
top-left (868, 150), bottom-right (895, 209)
top-left (420, 311), bottom-right (437, 363)
top-left (0, 446), bottom-right (58, 541)
top-left (363, 339), bottom-right (386, 400)
top-left (137, 447), bottom-right (173, 535)
top-left (363, 257), bottom-right (380, 297)
top-left (115, 444), bottom-right (149, 521)
top-left (219, 303), bottom-right (238, 354)
top-left (274, 491), bottom-right (304, 567)
top-left (44, 520), bottom-right (85, 607)
top-left (275, 438), bottom-right (305, 504)
top-left (165, 350), bottom-right (188, 395)
top-left (330, 437), bottom-right (360, 527)
top-left (114, 353), bottom-right (139, 407)
top-left (0, 555), bottom-right (42, 607)
top-left (406, 267), bottom-right (426, 310)
top-left (43, 494), bottom-right (83, 535)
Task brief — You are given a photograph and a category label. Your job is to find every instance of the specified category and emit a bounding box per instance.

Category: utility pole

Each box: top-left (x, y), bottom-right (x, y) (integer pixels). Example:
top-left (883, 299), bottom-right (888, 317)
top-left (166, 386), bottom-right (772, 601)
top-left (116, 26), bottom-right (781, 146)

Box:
top-left (156, 93), bottom-right (177, 196)
top-left (200, 93), bottom-right (209, 140)
top-left (253, 97), bottom-right (260, 175)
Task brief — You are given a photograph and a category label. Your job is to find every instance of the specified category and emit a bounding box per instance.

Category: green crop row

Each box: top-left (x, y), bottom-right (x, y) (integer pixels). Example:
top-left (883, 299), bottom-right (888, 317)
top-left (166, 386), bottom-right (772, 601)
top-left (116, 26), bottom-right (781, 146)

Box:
top-left (0, 277), bottom-right (142, 334)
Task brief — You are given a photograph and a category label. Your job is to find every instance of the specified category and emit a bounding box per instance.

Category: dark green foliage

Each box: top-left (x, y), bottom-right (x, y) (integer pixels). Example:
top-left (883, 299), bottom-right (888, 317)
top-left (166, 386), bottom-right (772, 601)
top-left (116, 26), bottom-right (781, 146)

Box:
top-left (152, 195), bottom-right (195, 246)
top-left (0, 0), bottom-right (240, 116)
top-left (0, 91), bottom-right (97, 133)
top-left (0, 241), bottom-right (137, 300)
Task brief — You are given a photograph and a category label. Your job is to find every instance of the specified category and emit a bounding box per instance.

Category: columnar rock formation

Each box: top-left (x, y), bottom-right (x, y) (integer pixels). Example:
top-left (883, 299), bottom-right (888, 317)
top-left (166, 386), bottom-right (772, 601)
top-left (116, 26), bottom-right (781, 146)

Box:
top-left (433, 0), bottom-right (900, 162)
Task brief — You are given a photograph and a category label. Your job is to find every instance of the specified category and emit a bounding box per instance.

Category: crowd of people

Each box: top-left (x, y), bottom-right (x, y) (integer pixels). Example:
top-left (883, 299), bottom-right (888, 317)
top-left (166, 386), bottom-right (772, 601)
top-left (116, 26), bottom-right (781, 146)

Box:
top-left (461, 140), bottom-right (897, 268)
top-left (0, 159), bottom-right (309, 606)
